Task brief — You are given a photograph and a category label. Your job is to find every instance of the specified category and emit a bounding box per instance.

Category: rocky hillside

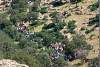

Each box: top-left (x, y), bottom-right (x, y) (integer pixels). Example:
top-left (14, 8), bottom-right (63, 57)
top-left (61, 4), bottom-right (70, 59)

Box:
top-left (0, 0), bottom-right (99, 67)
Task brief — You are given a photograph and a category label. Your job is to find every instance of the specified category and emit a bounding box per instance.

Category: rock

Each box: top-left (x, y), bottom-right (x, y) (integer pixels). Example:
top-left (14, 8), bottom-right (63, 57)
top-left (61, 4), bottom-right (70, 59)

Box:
top-left (0, 59), bottom-right (29, 67)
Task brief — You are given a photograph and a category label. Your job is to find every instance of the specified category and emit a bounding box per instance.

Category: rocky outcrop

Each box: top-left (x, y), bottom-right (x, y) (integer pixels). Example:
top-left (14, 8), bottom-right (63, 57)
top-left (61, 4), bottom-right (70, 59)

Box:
top-left (0, 59), bottom-right (29, 67)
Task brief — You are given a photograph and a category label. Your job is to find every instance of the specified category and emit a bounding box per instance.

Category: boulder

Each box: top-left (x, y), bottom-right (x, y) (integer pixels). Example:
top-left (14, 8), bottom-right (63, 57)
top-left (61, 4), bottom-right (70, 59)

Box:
top-left (0, 59), bottom-right (29, 67)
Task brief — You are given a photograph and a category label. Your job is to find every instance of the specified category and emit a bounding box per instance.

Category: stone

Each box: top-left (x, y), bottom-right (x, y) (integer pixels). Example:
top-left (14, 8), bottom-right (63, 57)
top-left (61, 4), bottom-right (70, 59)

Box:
top-left (0, 59), bottom-right (29, 67)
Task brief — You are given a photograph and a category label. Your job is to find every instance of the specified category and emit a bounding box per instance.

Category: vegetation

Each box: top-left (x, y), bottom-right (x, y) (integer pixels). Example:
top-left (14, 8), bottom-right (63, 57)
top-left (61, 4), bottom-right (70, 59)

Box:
top-left (64, 34), bottom-right (92, 52)
top-left (67, 20), bottom-right (76, 33)
top-left (50, 1), bottom-right (65, 7)
top-left (39, 7), bottom-right (48, 14)
top-left (88, 15), bottom-right (99, 27)
top-left (0, 0), bottom-right (96, 67)
top-left (42, 22), bottom-right (66, 32)
top-left (85, 29), bottom-right (94, 34)
top-left (88, 2), bottom-right (99, 11)
top-left (89, 57), bottom-right (99, 67)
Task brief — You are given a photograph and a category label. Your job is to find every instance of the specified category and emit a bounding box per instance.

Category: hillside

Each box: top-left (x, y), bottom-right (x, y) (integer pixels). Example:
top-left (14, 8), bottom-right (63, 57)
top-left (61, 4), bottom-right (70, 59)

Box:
top-left (0, 0), bottom-right (99, 67)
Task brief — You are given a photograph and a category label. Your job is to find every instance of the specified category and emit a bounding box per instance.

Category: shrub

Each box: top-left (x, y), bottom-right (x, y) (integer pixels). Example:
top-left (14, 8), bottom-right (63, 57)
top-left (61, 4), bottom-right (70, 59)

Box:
top-left (11, 50), bottom-right (42, 67)
top-left (49, 11), bottom-right (59, 19)
top-left (43, 22), bottom-right (66, 32)
top-left (70, 0), bottom-right (83, 4)
top-left (67, 20), bottom-right (76, 33)
top-left (50, 1), bottom-right (65, 7)
top-left (66, 34), bottom-right (91, 51)
top-left (85, 29), bottom-right (93, 34)
top-left (35, 31), bottom-right (64, 46)
top-left (80, 27), bottom-right (85, 31)
top-left (88, 15), bottom-right (99, 27)
top-left (40, 7), bottom-right (48, 14)
top-left (89, 57), bottom-right (99, 67)
top-left (88, 2), bottom-right (99, 11)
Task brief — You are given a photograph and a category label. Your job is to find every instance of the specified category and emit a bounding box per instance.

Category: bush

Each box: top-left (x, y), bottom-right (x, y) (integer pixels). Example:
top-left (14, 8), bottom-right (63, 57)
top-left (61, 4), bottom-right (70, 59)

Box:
top-left (64, 34), bottom-right (92, 51)
top-left (40, 7), bottom-right (48, 14)
top-left (35, 32), bottom-right (64, 46)
top-left (43, 22), bottom-right (66, 32)
top-left (53, 56), bottom-right (66, 67)
top-left (49, 11), bottom-right (59, 19)
top-left (67, 20), bottom-right (76, 33)
top-left (11, 50), bottom-right (42, 67)
top-left (0, 31), bottom-right (16, 59)
top-left (36, 53), bottom-right (51, 67)
top-left (70, 0), bottom-right (83, 4)
top-left (88, 15), bottom-right (99, 27)
top-left (85, 29), bottom-right (93, 34)
top-left (89, 57), bottom-right (99, 67)
top-left (88, 2), bottom-right (99, 11)
top-left (50, 1), bottom-right (65, 7)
